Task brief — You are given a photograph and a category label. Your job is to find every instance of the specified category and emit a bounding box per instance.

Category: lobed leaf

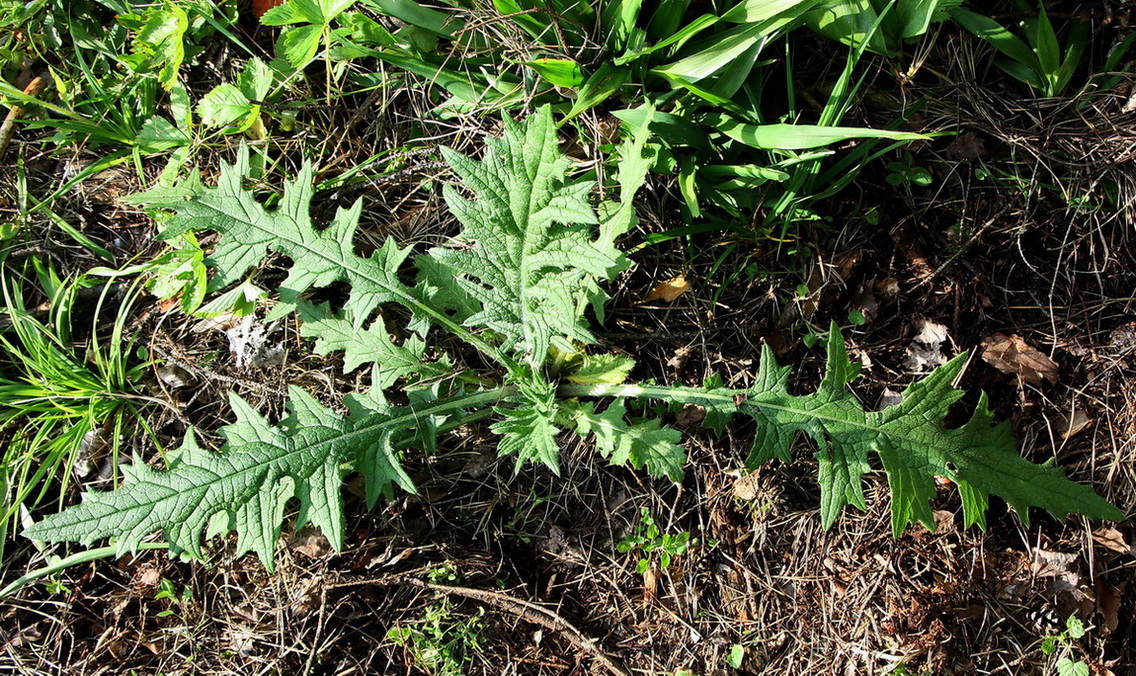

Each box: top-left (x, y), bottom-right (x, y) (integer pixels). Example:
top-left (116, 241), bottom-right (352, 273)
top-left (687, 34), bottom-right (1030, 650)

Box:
top-left (24, 387), bottom-right (415, 571)
top-left (424, 105), bottom-right (618, 363)
top-left (571, 400), bottom-right (685, 481)
top-left (741, 324), bottom-right (1125, 535)
top-left (128, 146), bottom-right (416, 330)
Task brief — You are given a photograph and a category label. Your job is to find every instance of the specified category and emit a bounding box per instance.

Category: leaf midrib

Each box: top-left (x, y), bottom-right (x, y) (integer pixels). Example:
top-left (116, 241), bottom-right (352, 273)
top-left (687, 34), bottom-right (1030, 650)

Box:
top-left (36, 388), bottom-right (510, 532)
top-left (193, 189), bottom-right (509, 368)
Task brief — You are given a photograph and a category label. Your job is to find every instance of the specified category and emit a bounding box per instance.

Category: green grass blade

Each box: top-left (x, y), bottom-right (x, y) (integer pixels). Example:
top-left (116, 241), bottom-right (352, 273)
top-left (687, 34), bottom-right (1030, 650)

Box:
top-left (704, 113), bottom-right (929, 149)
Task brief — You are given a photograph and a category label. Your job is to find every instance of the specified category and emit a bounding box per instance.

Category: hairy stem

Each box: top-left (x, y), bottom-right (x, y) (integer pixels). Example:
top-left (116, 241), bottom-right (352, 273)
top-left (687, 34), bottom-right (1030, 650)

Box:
top-left (558, 382), bottom-right (738, 407)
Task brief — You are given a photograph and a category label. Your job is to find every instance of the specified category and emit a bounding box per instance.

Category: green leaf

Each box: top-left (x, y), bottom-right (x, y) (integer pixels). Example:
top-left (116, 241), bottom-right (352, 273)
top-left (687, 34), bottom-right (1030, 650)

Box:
top-left (740, 323), bottom-right (1126, 535)
top-left (950, 7), bottom-right (1041, 76)
top-left (129, 4), bottom-right (189, 90)
top-left (721, 0), bottom-right (819, 24)
top-left (134, 115), bottom-right (190, 153)
top-left (146, 234), bottom-right (208, 312)
top-left (493, 390), bottom-right (563, 474)
top-left (261, 0), bottom-right (356, 25)
top-left (1056, 659), bottom-right (1089, 676)
top-left (704, 113), bottom-right (929, 150)
top-left (571, 400), bottom-right (685, 481)
top-left (726, 644), bottom-right (745, 669)
top-left (566, 353), bottom-right (636, 385)
top-left (562, 62), bottom-right (629, 123)
top-left (1065, 616), bottom-right (1086, 639)
top-left (238, 57), bottom-right (275, 101)
top-left (128, 146), bottom-right (416, 332)
top-left (520, 58), bottom-right (586, 88)
top-left (195, 280), bottom-right (265, 317)
top-left (262, 0), bottom-right (357, 66)
top-left (297, 301), bottom-right (448, 387)
top-left (357, 0), bottom-right (459, 37)
top-left (427, 105), bottom-right (618, 363)
top-left (277, 24), bottom-right (324, 67)
top-left (23, 387), bottom-right (415, 572)
top-left (197, 84), bottom-right (259, 131)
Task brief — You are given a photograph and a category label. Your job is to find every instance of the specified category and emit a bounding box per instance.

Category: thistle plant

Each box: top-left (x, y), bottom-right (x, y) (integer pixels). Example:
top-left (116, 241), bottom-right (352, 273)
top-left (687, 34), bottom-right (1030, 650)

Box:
top-left (24, 107), bottom-right (1123, 571)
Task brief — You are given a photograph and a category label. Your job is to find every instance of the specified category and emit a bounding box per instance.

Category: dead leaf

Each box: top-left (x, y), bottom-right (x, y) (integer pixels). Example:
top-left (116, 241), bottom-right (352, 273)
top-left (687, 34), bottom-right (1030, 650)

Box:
top-left (946, 132), bottom-right (988, 161)
top-left (877, 388), bottom-right (904, 410)
top-left (666, 345), bottom-right (694, 380)
top-left (849, 281), bottom-right (878, 321)
top-left (157, 364), bottom-right (195, 389)
top-left (674, 403), bottom-right (706, 427)
top-left (1109, 322), bottom-right (1136, 355)
top-left (134, 566), bottom-right (161, 590)
top-left (906, 319), bottom-right (950, 372)
top-left (1031, 549), bottom-right (1080, 593)
top-left (642, 563), bottom-right (658, 606)
top-left (1095, 578), bottom-right (1124, 634)
top-left (932, 509), bottom-right (956, 533)
top-left (1055, 408), bottom-right (1092, 440)
top-left (732, 472), bottom-right (762, 501)
top-left (644, 275), bottom-right (691, 302)
top-left (915, 319), bottom-right (949, 345)
top-left (1, 624), bottom-right (42, 650)
top-left (289, 528), bottom-right (331, 559)
top-left (1092, 527), bottom-right (1135, 555)
top-left (981, 333), bottom-right (1060, 385)
top-left (873, 277), bottom-right (900, 298)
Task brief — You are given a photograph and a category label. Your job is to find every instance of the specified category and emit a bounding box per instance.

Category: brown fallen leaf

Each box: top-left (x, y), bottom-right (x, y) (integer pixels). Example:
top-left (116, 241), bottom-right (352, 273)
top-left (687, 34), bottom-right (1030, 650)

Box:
top-left (674, 403), bottom-right (706, 427)
top-left (1095, 578), bottom-right (1124, 635)
top-left (1056, 408), bottom-right (1092, 440)
top-left (1092, 527), bottom-right (1135, 556)
top-left (945, 131), bottom-right (988, 161)
top-left (289, 528), bottom-right (331, 559)
top-left (981, 333), bottom-right (1060, 385)
top-left (644, 274), bottom-right (691, 302)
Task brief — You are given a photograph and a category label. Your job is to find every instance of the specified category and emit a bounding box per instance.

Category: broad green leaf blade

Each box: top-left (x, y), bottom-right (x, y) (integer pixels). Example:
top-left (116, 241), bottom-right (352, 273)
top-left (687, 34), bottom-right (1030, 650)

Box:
top-left (654, 22), bottom-right (766, 82)
top-left (357, 0), bottom-right (459, 36)
top-left (705, 113), bottom-right (929, 149)
top-left (571, 400), bottom-right (685, 481)
top-left (721, 0), bottom-right (819, 23)
top-left (134, 116), bottom-right (190, 153)
top-left (520, 58), bottom-right (586, 88)
top-left (601, 0), bottom-right (645, 51)
top-left (427, 106), bottom-right (618, 363)
top-left (197, 84), bottom-right (258, 131)
top-left (740, 323), bottom-right (1125, 533)
top-left (23, 387), bottom-right (414, 572)
top-left (950, 7), bottom-right (1041, 75)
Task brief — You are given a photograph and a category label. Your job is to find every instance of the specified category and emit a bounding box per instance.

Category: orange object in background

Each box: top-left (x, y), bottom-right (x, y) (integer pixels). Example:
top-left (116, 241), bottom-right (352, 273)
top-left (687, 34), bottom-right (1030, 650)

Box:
top-left (251, 0), bottom-right (285, 18)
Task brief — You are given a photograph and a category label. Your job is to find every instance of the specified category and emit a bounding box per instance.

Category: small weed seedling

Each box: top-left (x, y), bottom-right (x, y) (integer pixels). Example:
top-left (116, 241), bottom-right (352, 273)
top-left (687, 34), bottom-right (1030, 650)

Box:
top-left (618, 507), bottom-right (695, 574)
top-left (1041, 615), bottom-right (1091, 676)
top-left (388, 564), bottom-right (485, 676)
top-left (886, 151), bottom-right (933, 188)
top-left (154, 577), bottom-right (193, 619)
